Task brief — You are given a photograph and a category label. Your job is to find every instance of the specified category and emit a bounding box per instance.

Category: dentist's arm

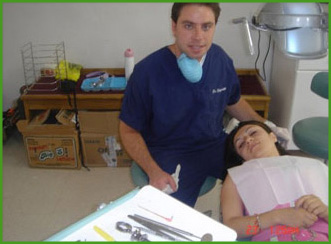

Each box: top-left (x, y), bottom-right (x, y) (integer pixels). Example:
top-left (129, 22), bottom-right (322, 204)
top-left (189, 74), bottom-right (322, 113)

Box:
top-left (226, 97), bottom-right (265, 122)
top-left (119, 120), bottom-right (177, 191)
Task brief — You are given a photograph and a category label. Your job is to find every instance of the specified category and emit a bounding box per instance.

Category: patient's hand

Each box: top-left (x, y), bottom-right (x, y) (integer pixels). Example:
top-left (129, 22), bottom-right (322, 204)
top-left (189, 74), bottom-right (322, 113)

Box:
top-left (279, 208), bottom-right (318, 228)
top-left (276, 195), bottom-right (328, 228)
top-left (295, 195), bottom-right (328, 222)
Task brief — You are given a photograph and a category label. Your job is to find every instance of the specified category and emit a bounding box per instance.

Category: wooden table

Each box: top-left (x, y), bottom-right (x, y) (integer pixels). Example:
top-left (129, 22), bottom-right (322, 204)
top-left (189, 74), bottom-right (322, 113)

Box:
top-left (21, 68), bottom-right (124, 120)
top-left (21, 68), bottom-right (270, 120)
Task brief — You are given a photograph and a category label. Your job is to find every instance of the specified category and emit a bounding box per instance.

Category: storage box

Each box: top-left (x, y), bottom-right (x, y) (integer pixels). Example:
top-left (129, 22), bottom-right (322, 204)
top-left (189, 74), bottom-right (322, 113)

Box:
top-left (17, 120), bottom-right (81, 169)
top-left (56, 109), bottom-right (75, 125)
top-left (79, 111), bottom-right (132, 167)
top-left (81, 133), bottom-right (132, 167)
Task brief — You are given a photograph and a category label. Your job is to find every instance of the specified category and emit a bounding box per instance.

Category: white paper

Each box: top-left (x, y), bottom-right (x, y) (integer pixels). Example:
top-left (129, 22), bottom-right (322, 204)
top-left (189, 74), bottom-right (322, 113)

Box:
top-left (228, 156), bottom-right (328, 215)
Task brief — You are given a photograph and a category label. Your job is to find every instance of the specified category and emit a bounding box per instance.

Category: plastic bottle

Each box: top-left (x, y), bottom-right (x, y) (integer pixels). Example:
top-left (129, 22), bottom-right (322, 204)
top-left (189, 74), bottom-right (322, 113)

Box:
top-left (124, 48), bottom-right (134, 81)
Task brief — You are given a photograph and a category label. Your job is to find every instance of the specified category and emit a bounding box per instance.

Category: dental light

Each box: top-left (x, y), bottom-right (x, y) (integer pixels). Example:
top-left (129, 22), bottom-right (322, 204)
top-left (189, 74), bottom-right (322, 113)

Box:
top-left (233, 3), bottom-right (328, 59)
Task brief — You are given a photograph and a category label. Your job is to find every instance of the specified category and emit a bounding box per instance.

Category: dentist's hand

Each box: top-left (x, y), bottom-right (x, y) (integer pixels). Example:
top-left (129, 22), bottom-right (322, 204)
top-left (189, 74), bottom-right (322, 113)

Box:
top-left (264, 120), bottom-right (291, 149)
top-left (162, 164), bottom-right (181, 194)
top-left (149, 168), bottom-right (177, 193)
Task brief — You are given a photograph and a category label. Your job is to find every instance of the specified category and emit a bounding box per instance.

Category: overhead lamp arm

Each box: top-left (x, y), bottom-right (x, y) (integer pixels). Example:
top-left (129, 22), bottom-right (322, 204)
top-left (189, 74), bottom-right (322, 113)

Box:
top-left (232, 17), bottom-right (255, 56)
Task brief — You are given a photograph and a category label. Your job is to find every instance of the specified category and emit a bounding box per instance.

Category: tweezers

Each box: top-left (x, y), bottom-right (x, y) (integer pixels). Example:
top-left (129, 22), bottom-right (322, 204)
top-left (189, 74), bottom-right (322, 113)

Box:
top-left (128, 214), bottom-right (194, 241)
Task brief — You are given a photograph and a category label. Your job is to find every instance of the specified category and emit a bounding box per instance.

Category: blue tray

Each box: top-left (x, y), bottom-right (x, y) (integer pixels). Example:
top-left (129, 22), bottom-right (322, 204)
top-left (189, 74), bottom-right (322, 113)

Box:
top-left (81, 77), bottom-right (127, 92)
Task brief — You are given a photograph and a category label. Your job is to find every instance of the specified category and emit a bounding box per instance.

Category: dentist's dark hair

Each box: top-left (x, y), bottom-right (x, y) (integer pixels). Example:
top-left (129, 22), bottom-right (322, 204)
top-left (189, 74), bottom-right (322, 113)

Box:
top-left (171, 3), bottom-right (221, 24)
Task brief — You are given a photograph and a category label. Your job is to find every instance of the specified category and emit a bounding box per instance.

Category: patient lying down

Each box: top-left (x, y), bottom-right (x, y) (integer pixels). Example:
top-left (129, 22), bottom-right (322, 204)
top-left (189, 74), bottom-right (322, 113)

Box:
top-left (221, 121), bottom-right (328, 241)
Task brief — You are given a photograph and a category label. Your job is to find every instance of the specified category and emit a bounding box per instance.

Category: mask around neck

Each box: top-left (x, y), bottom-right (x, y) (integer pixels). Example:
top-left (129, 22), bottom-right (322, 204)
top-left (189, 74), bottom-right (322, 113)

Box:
top-left (177, 53), bottom-right (202, 83)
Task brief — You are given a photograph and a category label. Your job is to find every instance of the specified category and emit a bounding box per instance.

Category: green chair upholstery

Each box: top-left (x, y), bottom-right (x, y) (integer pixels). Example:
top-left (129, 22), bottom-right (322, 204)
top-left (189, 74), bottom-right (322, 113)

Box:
top-left (311, 72), bottom-right (328, 99)
top-left (292, 72), bottom-right (328, 160)
top-left (130, 161), bottom-right (217, 196)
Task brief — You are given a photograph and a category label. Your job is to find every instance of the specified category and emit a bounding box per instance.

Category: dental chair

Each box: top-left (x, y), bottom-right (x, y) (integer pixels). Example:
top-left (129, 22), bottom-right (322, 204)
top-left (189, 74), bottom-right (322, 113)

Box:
top-left (130, 161), bottom-right (217, 197)
top-left (292, 72), bottom-right (328, 162)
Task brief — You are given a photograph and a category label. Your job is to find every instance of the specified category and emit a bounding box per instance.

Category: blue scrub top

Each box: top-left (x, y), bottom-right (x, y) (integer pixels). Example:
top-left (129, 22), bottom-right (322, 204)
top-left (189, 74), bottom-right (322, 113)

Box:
top-left (120, 44), bottom-right (240, 205)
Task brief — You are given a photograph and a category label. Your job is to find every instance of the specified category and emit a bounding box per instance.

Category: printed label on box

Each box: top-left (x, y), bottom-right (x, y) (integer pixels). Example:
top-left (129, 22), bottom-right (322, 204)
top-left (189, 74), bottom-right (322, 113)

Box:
top-left (102, 136), bottom-right (117, 167)
top-left (25, 136), bottom-right (78, 168)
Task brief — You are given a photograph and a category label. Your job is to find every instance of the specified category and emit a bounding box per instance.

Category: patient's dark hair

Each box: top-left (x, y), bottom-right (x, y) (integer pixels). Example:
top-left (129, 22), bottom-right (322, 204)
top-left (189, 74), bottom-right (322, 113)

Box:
top-left (225, 121), bottom-right (287, 170)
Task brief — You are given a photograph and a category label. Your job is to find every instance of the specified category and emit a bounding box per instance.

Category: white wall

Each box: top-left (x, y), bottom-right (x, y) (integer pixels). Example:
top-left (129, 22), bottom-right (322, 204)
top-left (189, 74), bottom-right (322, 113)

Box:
top-left (3, 2), bottom-right (272, 111)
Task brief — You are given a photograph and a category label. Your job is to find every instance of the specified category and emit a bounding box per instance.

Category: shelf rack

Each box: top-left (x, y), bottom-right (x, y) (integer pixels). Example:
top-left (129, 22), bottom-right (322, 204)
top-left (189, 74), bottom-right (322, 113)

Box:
top-left (21, 42), bottom-right (67, 92)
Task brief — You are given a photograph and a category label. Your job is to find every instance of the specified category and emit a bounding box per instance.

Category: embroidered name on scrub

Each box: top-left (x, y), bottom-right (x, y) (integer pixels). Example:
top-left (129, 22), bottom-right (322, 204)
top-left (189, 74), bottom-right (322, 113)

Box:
top-left (212, 87), bottom-right (226, 94)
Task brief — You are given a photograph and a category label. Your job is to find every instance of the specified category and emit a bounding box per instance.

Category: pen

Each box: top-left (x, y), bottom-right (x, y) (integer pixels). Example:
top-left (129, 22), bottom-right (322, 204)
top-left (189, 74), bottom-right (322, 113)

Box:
top-left (93, 225), bottom-right (115, 241)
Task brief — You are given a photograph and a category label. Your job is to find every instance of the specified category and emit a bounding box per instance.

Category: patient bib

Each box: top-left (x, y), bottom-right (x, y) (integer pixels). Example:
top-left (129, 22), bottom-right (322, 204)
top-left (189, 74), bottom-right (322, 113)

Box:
top-left (228, 156), bottom-right (328, 215)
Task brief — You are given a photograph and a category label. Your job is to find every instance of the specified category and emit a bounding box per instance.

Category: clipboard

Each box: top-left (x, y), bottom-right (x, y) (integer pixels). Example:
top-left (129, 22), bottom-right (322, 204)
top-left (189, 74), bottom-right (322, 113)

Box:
top-left (45, 185), bottom-right (237, 241)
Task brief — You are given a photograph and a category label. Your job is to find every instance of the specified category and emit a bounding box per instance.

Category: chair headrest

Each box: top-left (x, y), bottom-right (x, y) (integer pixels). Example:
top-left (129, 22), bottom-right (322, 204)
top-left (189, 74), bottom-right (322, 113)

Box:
top-left (311, 72), bottom-right (328, 99)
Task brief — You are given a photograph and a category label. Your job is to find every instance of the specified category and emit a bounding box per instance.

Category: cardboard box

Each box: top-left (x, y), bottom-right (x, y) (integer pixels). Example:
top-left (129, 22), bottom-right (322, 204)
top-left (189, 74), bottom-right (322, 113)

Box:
top-left (17, 120), bottom-right (81, 169)
top-left (81, 133), bottom-right (132, 167)
top-left (79, 111), bottom-right (132, 167)
top-left (56, 109), bottom-right (75, 125)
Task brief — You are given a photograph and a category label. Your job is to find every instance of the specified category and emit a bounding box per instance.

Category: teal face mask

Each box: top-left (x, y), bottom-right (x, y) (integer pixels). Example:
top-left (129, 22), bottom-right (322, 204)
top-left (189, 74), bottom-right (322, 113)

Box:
top-left (177, 53), bottom-right (202, 83)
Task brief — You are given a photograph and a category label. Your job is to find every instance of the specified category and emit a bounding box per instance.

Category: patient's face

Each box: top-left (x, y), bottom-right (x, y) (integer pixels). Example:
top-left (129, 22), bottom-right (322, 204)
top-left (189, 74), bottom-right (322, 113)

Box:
top-left (233, 124), bottom-right (280, 161)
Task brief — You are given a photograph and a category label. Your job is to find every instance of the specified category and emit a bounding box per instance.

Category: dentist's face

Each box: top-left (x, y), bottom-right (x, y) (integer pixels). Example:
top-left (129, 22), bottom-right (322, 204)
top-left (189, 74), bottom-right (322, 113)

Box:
top-left (233, 125), bottom-right (279, 161)
top-left (172, 4), bottom-right (216, 61)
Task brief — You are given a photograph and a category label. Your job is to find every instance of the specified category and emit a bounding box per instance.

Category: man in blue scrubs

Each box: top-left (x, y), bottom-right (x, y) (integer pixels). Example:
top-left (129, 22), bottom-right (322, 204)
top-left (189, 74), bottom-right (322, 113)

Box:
top-left (120, 3), bottom-right (271, 207)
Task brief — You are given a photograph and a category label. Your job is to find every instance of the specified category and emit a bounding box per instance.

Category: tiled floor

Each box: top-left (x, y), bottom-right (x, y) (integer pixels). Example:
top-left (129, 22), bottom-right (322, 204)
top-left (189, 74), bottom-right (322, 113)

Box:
top-left (2, 129), bottom-right (221, 241)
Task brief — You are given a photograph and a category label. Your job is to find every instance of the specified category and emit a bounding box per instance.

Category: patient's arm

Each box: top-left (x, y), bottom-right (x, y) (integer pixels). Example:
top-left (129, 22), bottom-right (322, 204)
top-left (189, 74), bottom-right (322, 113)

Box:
top-left (221, 176), bottom-right (318, 239)
top-left (295, 194), bottom-right (329, 222)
